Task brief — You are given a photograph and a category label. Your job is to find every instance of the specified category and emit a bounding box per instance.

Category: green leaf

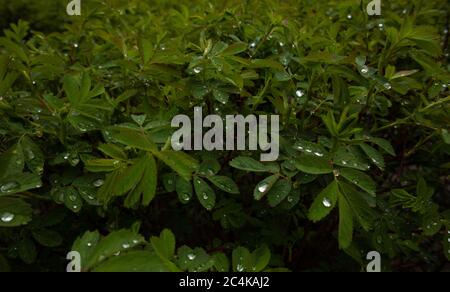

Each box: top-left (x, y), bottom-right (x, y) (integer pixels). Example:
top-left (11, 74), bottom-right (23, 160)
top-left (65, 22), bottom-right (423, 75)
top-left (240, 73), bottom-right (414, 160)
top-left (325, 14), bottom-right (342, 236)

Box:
top-left (338, 181), bottom-right (375, 231)
top-left (138, 38), bottom-right (153, 64)
top-left (334, 147), bottom-right (370, 171)
top-left (0, 197), bottom-right (33, 227)
top-left (365, 136), bottom-right (396, 156)
top-left (98, 144), bottom-right (127, 160)
top-left (339, 168), bottom-right (376, 196)
top-left (222, 42), bottom-right (247, 56)
top-left (267, 179), bottom-right (292, 207)
top-left (193, 177), bottom-right (216, 210)
top-left (21, 137), bottom-right (45, 175)
top-left (338, 193), bottom-right (354, 249)
top-left (113, 158), bottom-right (147, 197)
top-left (229, 156), bottom-right (272, 172)
top-left (0, 143), bottom-right (24, 179)
top-left (93, 251), bottom-right (168, 272)
top-left (64, 75), bottom-right (79, 105)
top-left (32, 229), bottom-right (63, 247)
top-left (86, 229), bottom-right (145, 270)
top-left (251, 245), bottom-right (271, 272)
top-left (150, 229), bottom-right (176, 260)
top-left (18, 238), bottom-right (37, 264)
top-left (254, 174), bottom-right (280, 201)
top-left (295, 155), bottom-right (333, 174)
top-left (422, 213), bottom-right (442, 236)
top-left (84, 159), bottom-right (122, 172)
top-left (109, 127), bottom-right (158, 152)
top-left (232, 247), bottom-right (252, 272)
top-left (360, 143), bottom-right (385, 170)
top-left (141, 154), bottom-right (157, 206)
top-left (308, 181), bottom-right (339, 222)
top-left (0, 173), bottom-right (42, 196)
top-left (176, 176), bottom-right (193, 204)
top-left (177, 246), bottom-right (214, 272)
top-left (212, 253), bottom-right (229, 272)
top-left (442, 129), bottom-right (450, 144)
top-left (207, 176), bottom-right (240, 194)
top-left (0, 37), bottom-right (29, 63)
top-left (63, 187), bottom-right (83, 213)
top-left (72, 231), bottom-right (101, 270)
top-left (154, 151), bottom-right (199, 181)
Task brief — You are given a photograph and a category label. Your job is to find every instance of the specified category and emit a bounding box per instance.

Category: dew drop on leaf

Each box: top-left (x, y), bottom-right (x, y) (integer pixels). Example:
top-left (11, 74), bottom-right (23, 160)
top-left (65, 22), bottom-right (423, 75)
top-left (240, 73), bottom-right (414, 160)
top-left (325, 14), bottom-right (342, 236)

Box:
top-left (295, 90), bottom-right (305, 98)
top-left (360, 66), bottom-right (369, 74)
top-left (1, 213), bottom-right (15, 223)
top-left (0, 181), bottom-right (20, 193)
top-left (322, 198), bottom-right (332, 208)
top-left (93, 179), bottom-right (104, 187)
top-left (258, 183), bottom-right (269, 193)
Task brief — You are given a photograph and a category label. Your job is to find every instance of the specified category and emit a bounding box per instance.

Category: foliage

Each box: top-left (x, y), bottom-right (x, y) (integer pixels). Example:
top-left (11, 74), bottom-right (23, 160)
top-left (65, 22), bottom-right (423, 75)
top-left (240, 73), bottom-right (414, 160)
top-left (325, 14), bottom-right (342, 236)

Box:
top-left (0, 0), bottom-right (449, 272)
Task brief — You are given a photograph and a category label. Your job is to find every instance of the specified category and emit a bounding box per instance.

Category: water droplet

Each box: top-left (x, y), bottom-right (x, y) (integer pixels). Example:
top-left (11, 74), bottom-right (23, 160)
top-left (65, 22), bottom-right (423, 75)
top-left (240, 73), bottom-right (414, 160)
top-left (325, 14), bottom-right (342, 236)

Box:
top-left (305, 149), bottom-right (312, 153)
top-left (93, 179), bottom-right (104, 187)
top-left (249, 42), bottom-right (257, 50)
top-left (295, 90), bottom-right (305, 98)
top-left (296, 145), bottom-right (304, 150)
top-left (202, 193), bottom-right (209, 200)
top-left (322, 198), bottom-right (332, 208)
top-left (87, 242), bottom-right (92, 247)
top-left (181, 193), bottom-right (190, 202)
top-left (258, 183), bottom-right (269, 193)
top-left (132, 239), bottom-right (139, 244)
top-left (378, 23), bottom-right (384, 30)
top-left (347, 14), bottom-right (353, 20)
top-left (279, 42), bottom-right (285, 47)
top-left (287, 197), bottom-right (294, 203)
top-left (70, 157), bottom-right (80, 166)
top-left (72, 205), bottom-right (78, 210)
top-left (341, 161), bottom-right (348, 165)
top-left (73, 43), bottom-right (79, 48)
top-left (122, 243), bottom-right (130, 249)
top-left (236, 264), bottom-right (244, 272)
top-left (188, 254), bottom-right (196, 261)
top-left (63, 153), bottom-right (70, 160)
top-left (114, 251), bottom-right (121, 256)
top-left (0, 181), bottom-right (19, 193)
top-left (193, 67), bottom-right (203, 74)
top-left (384, 83), bottom-right (392, 90)
top-left (1, 213), bottom-right (14, 223)
top-left (360, 66), bottom-right (369, 74)
top-left (314, 152), bottom-right (324, 157)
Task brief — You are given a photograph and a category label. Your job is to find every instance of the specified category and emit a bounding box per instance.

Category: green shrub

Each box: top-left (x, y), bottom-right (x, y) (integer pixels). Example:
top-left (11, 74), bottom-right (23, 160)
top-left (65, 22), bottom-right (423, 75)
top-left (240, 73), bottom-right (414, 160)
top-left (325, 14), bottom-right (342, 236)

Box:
top-left (0, 0), bottom-right (449, 272)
